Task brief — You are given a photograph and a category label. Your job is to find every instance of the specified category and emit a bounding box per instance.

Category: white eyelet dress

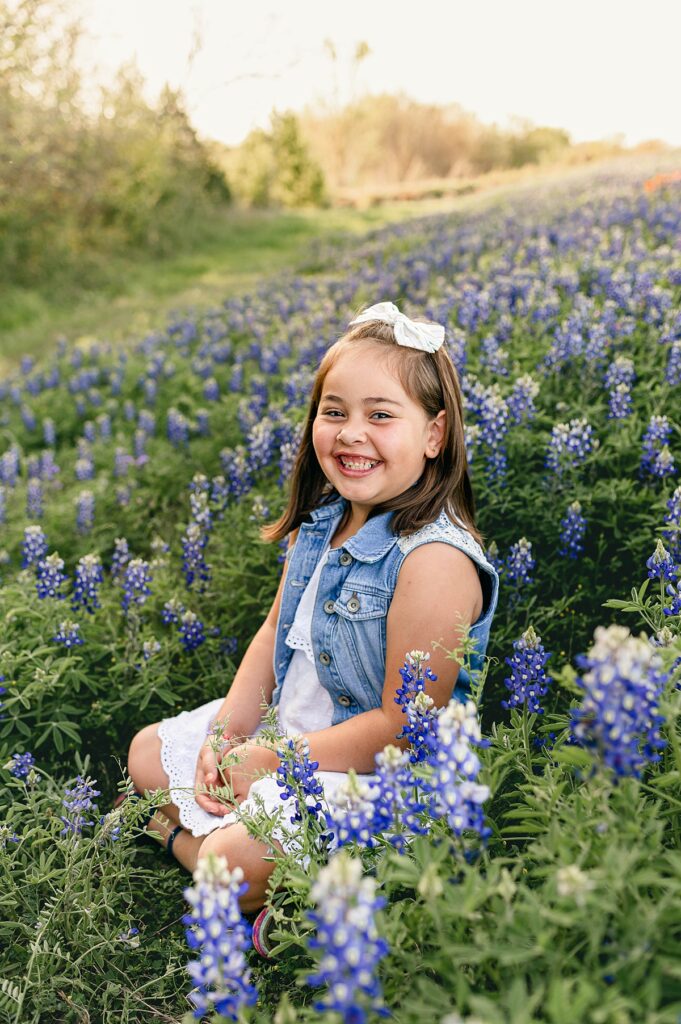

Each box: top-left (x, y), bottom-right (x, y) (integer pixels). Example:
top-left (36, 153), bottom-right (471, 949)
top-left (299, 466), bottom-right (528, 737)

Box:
top-left (156, 542), bottom-right (372, 855)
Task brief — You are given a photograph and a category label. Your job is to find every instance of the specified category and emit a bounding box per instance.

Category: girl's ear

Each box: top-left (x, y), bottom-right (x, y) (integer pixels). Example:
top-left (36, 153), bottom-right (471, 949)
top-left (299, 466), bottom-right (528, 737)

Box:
top-left (426, 409), bottom-right (446, 458)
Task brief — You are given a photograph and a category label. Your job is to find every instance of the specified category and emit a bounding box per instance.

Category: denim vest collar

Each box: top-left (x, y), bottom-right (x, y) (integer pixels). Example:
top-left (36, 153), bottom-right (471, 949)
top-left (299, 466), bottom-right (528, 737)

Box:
top-left (308, 495), bottom-right (399, 563)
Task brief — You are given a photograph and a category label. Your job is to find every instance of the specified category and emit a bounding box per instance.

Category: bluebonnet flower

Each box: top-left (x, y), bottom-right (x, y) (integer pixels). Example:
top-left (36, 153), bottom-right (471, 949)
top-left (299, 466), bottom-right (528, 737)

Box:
top-left (325, 770), bottom-right (380, 848)
top-left (115, 485), bottom-right (131, 507)
top-left (141, 639), bottom-right (161, 661)
top-left (196, 409), bottom-right (210, 436)
top-left (74, 452), bottom-right (94, 480)
top-left (485, 540), bottom-right (504, 575)
top-left (220, 635), bottom-right (238, 657)
top-left (640, 415), bottom-right (676, 480)
top-left (20, 404), bottom-right (36, 431)
top-left (247, 419), bottom-right (276, 472)
top-left (60, 775), bottom-right (101, 838)
top-left (569, 624), bottom-right (668, 778)
top-left (604, 355), bottom-right (635, 391)
top-left (506, 537), bottom-right (535, 587)
top-left (203, 377), bottom-right (219, 401)
top-left (607, 383), bottom-right (633, 420)
top-left (0, 486), bottom-right (5, 525)
top-left (249, 495), bottom-right (270, 521)
top-left (75, 490), bottom-right (95, 534)
top-left (121, 559), bottom-right (153, 613)
top-left (52, 620), bottom-right (84, 648)
top-left (110, 537), bottom-right (130, 581)
top-left (306, 851), bottom-right (389, 1024)
top-left (167, 408), bottom-right (190, 448)
top-left (545, 418), bottom-right (598, 480)
top-left (666, 341), bottom-right (681, 388)
top-left (5, 751), bottom-right (36, 779)
top-left (662, 485), bottom-right (681, 564)
top-left (463, 423), bottom-right (481, 466)
top-left (72, 554), bottom-right (104, 614)
top-left (162, 598), bottom-right (185, 624)
top-left (501, 626), bottom-right (553, 714)
top-left (150, 534), bottom-right (170, 568)
top-left (36, 553), bottom-right (68, 600)
top-left (507, 374), bottom-right (540, 424)
top-left (663, 580), bottom-right (681, 618)
top-left (278, 426), bottom-right (304, 486)
top-left (97, 807), bottom-right (123, 844)
top-left (83, 421), bottom-right (96, 443)
top-left (182, 853), bottom-right (257, 1021)
top-left (477, 383), bottom-right (510, 484)
top-left (96, 412), bottom-right (112, 439)
top-left (114, 448), bottom-right (133, 478)
top-left (276, 737), bottom-right (325, 823)
top-left (22, 525), bottom-right (48, 568)
top-left (394, 650), bottom-right (439, 763)
top-left (646, 539), bottom-right (678, 583)
top-left (559, 500), bottom-right (587, 558)
top-left (133, 429), bottom-right (147, 461)
top-left (43, 418), bottom-right (56, 446)
top-left (0, 824), bottom-right (20, 849)
top-left (181, 523), bottom-right (211, 591)
top-left (219, 446), bottom-right (253, 500)
top-left (0, 446), bottom-right (21, 489)
top-left (26, 479), bottom-right (43, 519)
top-left (39, 450), bottom-right (60, 483)
top-left (178, 611), bottom-right (207, 653)
top-left (229, 364), bottom-right (243, 392)
top-left (480, 333), bottom-right (509, 377)
top-left (427, 698), bottom-right (491, 842)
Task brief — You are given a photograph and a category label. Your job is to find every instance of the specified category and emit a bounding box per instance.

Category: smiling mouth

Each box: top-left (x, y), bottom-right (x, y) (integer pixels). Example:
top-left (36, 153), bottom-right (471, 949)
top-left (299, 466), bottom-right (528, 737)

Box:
top-left (335, 455), bottom-right (382, 472)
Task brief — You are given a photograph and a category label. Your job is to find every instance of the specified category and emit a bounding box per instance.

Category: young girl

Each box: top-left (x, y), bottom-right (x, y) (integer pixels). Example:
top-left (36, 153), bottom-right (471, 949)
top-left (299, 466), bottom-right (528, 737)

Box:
top-left (125, 300), bottom-right (499, 915)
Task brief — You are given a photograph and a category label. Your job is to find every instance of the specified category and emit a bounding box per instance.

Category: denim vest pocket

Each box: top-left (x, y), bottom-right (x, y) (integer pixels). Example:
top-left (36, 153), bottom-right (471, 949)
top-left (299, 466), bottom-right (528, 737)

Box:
top-left (331, 589), bottom-right (388, 702)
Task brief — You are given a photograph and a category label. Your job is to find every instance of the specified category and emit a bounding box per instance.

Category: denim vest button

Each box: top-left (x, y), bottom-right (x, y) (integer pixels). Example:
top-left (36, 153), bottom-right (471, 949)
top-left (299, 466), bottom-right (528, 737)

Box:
top-left (338, 694), bottom-right (351, 707)
top-left (346, 594), bottom-right (360, 613)
top-left (323, 600), bottom-right (336, 614)
top-left (339, 552), bottom-right (352, 566)
top-left (319, 651), bottom-right (331, 665)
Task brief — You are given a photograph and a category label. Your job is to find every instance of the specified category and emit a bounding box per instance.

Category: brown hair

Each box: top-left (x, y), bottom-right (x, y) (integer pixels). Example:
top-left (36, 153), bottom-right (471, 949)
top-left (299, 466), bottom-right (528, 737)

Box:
top-left (260, 315), bottom-right (483, 548)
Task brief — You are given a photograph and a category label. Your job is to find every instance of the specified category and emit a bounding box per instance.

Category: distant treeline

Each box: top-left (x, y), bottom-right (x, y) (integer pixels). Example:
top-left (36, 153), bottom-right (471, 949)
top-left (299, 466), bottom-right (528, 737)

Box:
top-left (0, 0), bottom-right (230, 290)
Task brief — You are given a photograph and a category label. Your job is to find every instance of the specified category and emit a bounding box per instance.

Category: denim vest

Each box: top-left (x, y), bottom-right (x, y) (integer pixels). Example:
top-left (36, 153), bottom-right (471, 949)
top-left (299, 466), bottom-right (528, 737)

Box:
top-left (272, 495), bottom-right (500, 726)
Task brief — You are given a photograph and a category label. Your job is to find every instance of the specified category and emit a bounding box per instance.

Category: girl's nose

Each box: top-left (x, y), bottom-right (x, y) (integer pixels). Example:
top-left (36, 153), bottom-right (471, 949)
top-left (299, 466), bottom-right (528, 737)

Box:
top-left (337, 424), bottom-right (367, 444)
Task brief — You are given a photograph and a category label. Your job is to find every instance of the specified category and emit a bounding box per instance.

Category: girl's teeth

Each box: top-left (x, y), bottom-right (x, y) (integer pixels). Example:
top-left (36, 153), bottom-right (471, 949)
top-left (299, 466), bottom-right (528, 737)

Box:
top-left (340, 458), bottom-right (377, 470)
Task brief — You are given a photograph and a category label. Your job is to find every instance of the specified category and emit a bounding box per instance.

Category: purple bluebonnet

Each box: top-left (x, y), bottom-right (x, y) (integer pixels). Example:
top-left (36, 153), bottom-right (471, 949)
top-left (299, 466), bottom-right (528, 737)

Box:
top-left (74, 452), bottom-right (94, 481)
top-left (607, 383), bottom-right (633, 420)
top-left (464, 423), bottom-right (481, 466)
top-left (569, 624), bottom-right (668, 778)
top-left (394, 650), bottom-right (439, 763)
top-left (20, 404), bottom-right (36, 431)
top-left (646, 539), bottom-right (678, 584)
top-left (219, 446), bottom-right (253, 501)
top-left (75, 490), bottom-right (95, 534)
top-left (5, 751), bottom-right (36, 779)
top-left (0, 486), bottom-right (5, 525)
top-left (0, 824), bottom-right (20, 849)
top-left (26, 479), bottom-right (43, 519)
top-left (275, 738), bottom-right (325, 824)
top-left (114, 448), bottom-right (133, 479)
top-left (97, 412), bottom-right (112, 440)
top-left (121, 558), bottom-right (153, 613)
top-left (162, 598), bottom-right (185, 624)
top-left (110, 538), bottom-right (130, 581)
top-left (181, 523), bottom-right (211, 591)
top-left (426, 698), bottom-right (491, 842)
top-left (0, 446), bottom-right (21, 489)
top-left (477, 383), bottom-right (510, 484)
top-left (52, 620), bottom-right (84, 648)
top-left (306, 851), bottom-right (389, 1024)
top-left (167, 408), bottom-right (190, 448)
top-left (36, 553), bottom-right (68, 600)
top-left (480, 333), bottom-right (509, 376)
top-left (72, 554), bottom-right (104, 614)
top-left (247, 419), bottom-right (276, 472)
top-left (507, 374), bottom-right (540, 424)
top-left (640, 415), bottom-right (676, 480)
top-left (60, 775), bottom-right (101, 839)
top-left (663, 485), bottom-right (681, 564)
top-left (501, 626), bottom-right (553, 714)
top-left (203, 377), bottom-right (219, 401)
top-left (22, 525), bottom-right (48, 568)
top-left (178, 611), bottom-right (207, 652)
top-left (182, 853), bottom-right (257, 1021)
top-left (43, 417), bottom-right (56, 446)
top-left (196, 409), bottom-right (210, 437)
top-left (559, 500), bottom-right (587, 558)
top-left (485, 539), bottom-right (504, 575)
top-left (545, 418), bottom-right (598, 480)
top-left (666, 341), bottom-right (681, 388)
top-left (506, 537), bottom-right (535, 587)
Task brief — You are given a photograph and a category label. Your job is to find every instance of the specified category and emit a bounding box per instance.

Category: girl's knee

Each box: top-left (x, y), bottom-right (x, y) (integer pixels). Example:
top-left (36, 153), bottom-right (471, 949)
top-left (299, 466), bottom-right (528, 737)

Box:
top-left (127, 722), bottom-right (166, 792)
top-left (197, 825), bottom-right (279, 913)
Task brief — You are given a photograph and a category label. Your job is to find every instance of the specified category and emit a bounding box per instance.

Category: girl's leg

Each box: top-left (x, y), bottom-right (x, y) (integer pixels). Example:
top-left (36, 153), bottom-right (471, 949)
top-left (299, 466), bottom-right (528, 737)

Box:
top-left (197, 824), bottom-right (284, 913)
top-left (127, 721), bottom-right (204, 870)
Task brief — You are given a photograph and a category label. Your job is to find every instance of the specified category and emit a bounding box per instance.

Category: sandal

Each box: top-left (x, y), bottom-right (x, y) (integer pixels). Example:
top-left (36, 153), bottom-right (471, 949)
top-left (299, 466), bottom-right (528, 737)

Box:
top-left (251, 891), bottom-right (292, 958)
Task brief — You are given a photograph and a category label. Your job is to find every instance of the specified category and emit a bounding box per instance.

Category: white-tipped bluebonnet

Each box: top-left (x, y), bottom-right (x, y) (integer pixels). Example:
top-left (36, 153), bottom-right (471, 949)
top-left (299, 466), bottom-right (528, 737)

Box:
top-left (75, 490), bottom-right (95, 535)
top-left (162, 598), bottom-right (185, 624)
top-left (43, 417), bottom-right (56, 446)
top-left (666, 341), bottom-right (681, 388)
top-left (5, 751), bottom-right (35, 779)
top-left (502, 626), bottom-right (553, 715)
top-left (26, 479), bottom-right (43, 519)
top-left (60, 775), bottom-right (101, 839)
top-left (276, 737), bottom-right (325, 824)
top-left (114, 447), bottom-right (133, 479)
top-left (427, 699), bottom-right (491, 841)
top-left (72, 554), bottom-right (104, 614)
top-left (0, 446), bottom-right (20, 489)
top-left (121, 558), bottom-right (153, 613)
top-left (182, 523), bottom-right (211, 591)
top-left (110, 537), bottom-right (130, 581)
top-left (167, 408), bottom-right (190, 448)
top-left (477, 383), bottom-right (510, 485)
top-left (506, 537), bottom-right (535, 587)
top-left (0, 824), bottom-right (20, 849)
top-left (646, 539), bottom-right (678, 584)
top-left (141, 639), bottom-right (161, 661)
top-left (607, 383), bottom-right (633, 419)
top-left (22, 525), bottom-right (48, 568)
top-left (203, 377), bottom-right (219, 401)
top-left (569, 624), bottom-right (668, 778)
top-left (36, 553), bottom-right (68, 600)
top-left (219, 446), bottom-right (253, 500)
top-left (507, 373), bottom-right (540, 424)
top-left (306, 851), bottom-right (389, 1024)
top-left (178, 611), bottom-right (206, 652)
top-left (640, 415), bottom-right (676, 480)
top-left (20, 404), bottom-right (36, 431)
top-left (559, 499), bottom-right (587, 558)
top-left (182, 853), bottom-right (257, 1021)
top-left (249, 495), bottom-right (270, 521)
top-left (463, 423), bottom-right (481, 466)
top-left (394, 650), bottom-right (439, 763)
top-left (52, 620), bottom-right (84, 648)
top-left (545, 417), bottom-right (598, 480)
top-left (74, 453), bottom-right (94, 481)
top-left (485, 539), bottom-right (504, 575)
top-left (96, 412), bottom-right (112, 439)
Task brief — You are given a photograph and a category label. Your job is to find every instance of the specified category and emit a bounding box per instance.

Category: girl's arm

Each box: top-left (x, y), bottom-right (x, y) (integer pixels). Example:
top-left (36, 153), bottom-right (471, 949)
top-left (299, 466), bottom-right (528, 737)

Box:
top-left (300, 543), bottom-right (483, 773)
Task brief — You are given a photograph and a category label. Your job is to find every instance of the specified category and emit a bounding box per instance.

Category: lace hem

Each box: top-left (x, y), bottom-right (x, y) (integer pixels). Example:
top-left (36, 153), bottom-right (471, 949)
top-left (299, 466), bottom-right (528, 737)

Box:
top-left (285, 623), bottom-right (315, 664)
top-left (396, 512), bottom-right (491, 569)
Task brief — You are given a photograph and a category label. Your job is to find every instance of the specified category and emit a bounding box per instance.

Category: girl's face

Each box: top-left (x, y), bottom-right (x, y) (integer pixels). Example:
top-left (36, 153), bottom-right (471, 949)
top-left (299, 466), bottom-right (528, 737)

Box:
top-left (312, 342), bottom-right (445, 526)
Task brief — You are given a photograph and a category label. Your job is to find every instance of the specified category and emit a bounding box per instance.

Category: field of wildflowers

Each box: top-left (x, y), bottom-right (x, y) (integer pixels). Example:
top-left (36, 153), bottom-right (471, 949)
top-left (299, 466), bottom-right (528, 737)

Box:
top-left (0, 163), bottom-right (680, 1023)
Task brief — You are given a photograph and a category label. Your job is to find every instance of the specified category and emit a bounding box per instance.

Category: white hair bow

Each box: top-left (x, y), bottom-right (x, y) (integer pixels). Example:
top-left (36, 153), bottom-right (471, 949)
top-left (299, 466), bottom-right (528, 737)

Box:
top-left (348, 301), bottom-right (445, 353)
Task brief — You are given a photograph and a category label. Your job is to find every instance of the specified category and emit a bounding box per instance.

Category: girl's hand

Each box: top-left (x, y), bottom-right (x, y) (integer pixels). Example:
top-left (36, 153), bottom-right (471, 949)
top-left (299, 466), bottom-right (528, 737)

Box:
top-left (194, 737), bottom-right (278, 814)
top-left (194, 733), bottom-right (240, 815)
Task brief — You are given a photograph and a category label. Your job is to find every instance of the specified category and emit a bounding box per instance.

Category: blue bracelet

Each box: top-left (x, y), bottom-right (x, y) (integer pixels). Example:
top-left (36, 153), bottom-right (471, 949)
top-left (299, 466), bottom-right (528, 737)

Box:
top-left (166, 825), bottom-right (182, 860)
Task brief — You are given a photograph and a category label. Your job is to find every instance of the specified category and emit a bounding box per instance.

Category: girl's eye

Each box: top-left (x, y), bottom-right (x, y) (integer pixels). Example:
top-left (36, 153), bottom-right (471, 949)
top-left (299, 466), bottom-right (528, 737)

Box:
top-left (321, 409), bottom-right (343, 417)
top-left (371, 412), bottom-right (392, 420)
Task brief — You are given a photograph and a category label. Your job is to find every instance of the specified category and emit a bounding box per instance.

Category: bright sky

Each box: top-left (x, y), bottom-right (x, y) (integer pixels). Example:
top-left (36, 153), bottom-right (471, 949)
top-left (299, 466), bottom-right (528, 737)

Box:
top-left (78, 0), bottom-right (681, 148)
